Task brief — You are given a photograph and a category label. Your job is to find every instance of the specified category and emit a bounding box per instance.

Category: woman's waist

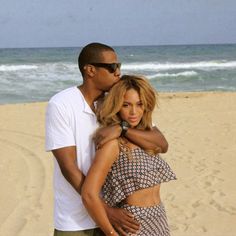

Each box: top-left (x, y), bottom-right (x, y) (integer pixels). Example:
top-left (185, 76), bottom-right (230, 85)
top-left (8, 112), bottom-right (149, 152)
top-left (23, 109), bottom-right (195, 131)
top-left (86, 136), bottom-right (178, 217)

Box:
top-left (122, 185), bottom-right (161, 207)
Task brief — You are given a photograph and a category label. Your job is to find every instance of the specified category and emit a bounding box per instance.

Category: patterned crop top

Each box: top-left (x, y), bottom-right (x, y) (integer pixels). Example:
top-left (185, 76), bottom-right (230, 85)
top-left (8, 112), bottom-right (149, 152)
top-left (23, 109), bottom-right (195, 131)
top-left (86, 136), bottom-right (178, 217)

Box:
top-left (102, 147), bottom-right (176, 207)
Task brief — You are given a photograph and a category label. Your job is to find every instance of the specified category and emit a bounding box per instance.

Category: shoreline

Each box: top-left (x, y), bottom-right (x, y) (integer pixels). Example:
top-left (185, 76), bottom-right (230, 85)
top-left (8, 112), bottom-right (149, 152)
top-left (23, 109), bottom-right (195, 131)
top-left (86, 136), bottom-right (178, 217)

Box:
top-left (1, 90), bottom-right (236, 106)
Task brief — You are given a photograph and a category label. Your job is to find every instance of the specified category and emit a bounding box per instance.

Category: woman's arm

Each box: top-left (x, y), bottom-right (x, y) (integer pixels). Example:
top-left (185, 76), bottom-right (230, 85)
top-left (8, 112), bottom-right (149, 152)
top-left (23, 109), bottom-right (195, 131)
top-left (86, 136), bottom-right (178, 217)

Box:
top-left (81, 139), bottom-right (120, 236)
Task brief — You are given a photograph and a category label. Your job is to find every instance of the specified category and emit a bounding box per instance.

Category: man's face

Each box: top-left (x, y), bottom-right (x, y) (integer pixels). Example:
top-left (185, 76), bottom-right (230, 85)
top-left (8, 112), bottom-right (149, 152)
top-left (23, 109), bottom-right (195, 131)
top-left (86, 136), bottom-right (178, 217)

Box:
top-left (93, 51), bottom-right (121, 92)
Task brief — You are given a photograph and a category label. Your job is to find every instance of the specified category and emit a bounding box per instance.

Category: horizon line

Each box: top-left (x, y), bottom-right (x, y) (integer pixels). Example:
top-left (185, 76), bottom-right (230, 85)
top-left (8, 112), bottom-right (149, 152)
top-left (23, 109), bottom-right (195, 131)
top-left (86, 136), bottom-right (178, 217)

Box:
top-left (1, 42), bottom-right (236, 50)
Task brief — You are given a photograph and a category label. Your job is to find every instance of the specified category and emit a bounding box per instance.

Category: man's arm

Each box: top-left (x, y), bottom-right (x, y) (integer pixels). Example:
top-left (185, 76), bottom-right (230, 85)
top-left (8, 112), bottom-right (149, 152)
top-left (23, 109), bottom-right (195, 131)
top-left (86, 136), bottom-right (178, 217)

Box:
top-left (95, 125), bottom-right (168, 153)
top-left (52, 146), bottom-right (85, 194)
top-left (46, 100), bottom-right (85, 194)
top-left (126, 126), bottom-right (168, 153)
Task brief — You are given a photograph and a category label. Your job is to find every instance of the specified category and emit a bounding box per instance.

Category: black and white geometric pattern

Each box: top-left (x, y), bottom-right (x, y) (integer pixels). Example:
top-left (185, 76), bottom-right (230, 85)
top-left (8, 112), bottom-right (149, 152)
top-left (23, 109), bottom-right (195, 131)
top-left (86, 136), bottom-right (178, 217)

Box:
top-left (102, 147), bottom-right (176, 207)
top-left (121, 202), bottom-right (170, 236)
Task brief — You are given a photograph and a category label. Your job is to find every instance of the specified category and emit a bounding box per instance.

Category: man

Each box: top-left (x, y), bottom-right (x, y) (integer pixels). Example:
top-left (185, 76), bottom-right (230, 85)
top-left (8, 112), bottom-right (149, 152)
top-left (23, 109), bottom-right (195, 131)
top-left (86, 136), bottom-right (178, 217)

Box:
top-left (45, 42), bottom-right (168, 236)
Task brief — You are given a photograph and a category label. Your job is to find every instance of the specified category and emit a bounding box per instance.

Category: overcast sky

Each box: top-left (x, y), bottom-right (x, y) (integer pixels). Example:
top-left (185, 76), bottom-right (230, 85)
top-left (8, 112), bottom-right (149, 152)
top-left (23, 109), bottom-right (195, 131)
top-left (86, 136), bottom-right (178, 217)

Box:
top-left (0, 0), bottom-right (236, 48)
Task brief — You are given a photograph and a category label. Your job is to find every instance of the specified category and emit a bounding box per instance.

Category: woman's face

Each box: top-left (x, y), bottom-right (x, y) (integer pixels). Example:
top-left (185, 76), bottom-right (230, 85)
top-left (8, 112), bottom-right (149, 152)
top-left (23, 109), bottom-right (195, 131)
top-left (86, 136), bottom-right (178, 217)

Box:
top-left (119, 89), bottom-right (144, 128)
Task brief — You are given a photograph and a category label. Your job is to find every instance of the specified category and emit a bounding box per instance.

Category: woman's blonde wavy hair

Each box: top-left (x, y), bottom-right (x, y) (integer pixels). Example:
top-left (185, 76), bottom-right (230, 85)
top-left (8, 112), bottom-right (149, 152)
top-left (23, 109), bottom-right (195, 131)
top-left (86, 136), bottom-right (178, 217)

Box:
top-left (97, 75), bottom-right (158, 130)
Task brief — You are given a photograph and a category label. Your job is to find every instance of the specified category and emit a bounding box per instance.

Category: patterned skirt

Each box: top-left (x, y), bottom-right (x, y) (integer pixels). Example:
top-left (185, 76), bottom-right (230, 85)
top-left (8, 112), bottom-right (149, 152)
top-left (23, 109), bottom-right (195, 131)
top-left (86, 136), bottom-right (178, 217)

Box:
top-left (121, 202), bottom-right (170, 236)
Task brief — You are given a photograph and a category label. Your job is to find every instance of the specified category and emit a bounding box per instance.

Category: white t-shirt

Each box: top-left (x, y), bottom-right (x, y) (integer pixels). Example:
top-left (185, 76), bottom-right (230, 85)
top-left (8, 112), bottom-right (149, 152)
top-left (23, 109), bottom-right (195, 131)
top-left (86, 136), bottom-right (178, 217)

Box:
top-left (45, 86), bottom-right (98, 231)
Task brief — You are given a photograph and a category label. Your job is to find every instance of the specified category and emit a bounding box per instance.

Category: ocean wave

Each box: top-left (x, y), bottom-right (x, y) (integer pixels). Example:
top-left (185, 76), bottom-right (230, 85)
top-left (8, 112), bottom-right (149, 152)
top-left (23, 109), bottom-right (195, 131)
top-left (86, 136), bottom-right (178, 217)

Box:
top-left (0, 63), bottom-right (78, 72)
top-left (0, 64), bottom-right (38, 72)
top-left (148, 71), bottom-right (198, 79)
top-left (43, 62), bottom-right (77, 70)
top-left (122, 61), bottom-right (236, 71)
top-left (3, 61), bottom-right (236, 73)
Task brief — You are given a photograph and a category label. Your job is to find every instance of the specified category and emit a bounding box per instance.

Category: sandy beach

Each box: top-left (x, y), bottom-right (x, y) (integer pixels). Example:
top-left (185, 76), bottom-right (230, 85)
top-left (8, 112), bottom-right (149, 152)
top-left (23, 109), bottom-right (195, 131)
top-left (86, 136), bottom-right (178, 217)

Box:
top-left (0, 92), bottom-right (236, 236)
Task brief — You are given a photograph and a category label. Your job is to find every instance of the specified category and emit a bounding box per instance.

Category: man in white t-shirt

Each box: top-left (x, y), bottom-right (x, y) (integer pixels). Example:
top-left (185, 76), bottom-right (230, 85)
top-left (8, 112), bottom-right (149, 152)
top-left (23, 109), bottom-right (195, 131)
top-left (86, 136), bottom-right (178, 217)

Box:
top-left (45, 43), bottom-right (168, 236)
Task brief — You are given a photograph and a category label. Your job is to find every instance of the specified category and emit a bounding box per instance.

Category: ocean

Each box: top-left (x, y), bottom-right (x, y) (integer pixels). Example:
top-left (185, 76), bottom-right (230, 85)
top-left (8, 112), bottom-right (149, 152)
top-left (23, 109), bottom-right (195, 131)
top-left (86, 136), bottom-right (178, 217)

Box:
top-left (0, 44), bottom-right (236, 104)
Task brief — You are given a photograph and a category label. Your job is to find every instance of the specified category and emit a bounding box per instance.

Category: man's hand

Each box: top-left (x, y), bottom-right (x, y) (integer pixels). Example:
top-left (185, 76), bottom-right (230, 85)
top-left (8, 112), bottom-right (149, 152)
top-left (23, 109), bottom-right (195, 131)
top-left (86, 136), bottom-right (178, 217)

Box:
top-left (94, 125), bottom-right (121, 149)
top-left (106, 207), bottom-right (140, 236)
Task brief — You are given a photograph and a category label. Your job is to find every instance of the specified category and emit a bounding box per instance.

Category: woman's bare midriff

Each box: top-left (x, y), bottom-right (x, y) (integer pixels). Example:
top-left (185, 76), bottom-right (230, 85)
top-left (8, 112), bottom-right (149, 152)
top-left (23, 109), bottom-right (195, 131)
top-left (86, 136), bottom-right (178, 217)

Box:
top-left (124, 185), bottom-right (161, 207)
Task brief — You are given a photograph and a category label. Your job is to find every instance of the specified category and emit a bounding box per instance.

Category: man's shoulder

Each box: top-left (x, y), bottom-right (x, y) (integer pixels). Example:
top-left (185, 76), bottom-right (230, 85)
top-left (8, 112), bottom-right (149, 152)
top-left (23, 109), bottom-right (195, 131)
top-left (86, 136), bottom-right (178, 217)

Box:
top-left (49, 86), bottom-right (80, 104)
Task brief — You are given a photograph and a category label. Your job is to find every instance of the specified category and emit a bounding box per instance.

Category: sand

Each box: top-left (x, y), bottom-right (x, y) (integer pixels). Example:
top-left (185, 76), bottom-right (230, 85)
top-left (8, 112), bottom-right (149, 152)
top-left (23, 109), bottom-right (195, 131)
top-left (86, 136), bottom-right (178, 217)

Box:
top-left (0, 92), bottom-right (236, 236)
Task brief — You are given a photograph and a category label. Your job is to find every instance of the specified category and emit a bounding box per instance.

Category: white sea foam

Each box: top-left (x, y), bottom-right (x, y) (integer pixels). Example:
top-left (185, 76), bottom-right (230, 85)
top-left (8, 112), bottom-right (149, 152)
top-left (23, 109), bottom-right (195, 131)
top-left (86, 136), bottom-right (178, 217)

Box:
top-left (122, 61), bottom-right (236, 71)
top-left (148, 71), bottom-right (198, 79)
top-left (2, 61), bottom-right (235, 74)
top-left (43, 63), bottom-right (77, 70)
top-left (0, 63), bottom-right (78, 72)
top-left (0, 65), bottom-right (38, 72)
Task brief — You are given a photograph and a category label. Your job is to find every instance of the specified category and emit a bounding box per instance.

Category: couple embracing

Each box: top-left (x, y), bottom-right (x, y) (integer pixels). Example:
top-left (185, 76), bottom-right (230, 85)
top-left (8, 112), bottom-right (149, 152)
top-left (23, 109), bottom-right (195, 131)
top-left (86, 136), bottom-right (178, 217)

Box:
top-left (45, 42), bottom-right (176, 236)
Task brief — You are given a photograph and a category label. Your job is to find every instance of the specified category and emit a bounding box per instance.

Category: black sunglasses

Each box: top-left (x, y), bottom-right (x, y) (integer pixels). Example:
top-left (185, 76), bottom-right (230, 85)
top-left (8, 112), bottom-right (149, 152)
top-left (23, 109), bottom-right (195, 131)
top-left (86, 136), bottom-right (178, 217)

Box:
top-left (90, 63), bottom-right (121, 73)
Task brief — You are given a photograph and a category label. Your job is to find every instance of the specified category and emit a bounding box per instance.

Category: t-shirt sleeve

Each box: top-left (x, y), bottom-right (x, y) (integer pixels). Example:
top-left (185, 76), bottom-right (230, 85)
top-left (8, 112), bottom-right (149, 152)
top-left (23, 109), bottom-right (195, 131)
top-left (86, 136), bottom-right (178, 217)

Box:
top-left (45, 101), bottom-right (76, 151)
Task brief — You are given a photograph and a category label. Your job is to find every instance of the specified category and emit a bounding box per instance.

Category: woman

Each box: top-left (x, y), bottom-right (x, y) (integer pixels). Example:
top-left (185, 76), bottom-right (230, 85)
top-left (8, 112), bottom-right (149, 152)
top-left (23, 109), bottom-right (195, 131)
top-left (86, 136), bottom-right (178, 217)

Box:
top-left (81, 75), bottom-right (176, 236)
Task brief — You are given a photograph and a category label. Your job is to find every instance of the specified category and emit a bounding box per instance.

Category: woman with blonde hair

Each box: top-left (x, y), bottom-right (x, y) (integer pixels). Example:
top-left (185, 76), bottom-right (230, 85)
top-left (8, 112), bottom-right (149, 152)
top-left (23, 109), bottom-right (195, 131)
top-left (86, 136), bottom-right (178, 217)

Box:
top-left (82, 75), bottom-right (176, 236)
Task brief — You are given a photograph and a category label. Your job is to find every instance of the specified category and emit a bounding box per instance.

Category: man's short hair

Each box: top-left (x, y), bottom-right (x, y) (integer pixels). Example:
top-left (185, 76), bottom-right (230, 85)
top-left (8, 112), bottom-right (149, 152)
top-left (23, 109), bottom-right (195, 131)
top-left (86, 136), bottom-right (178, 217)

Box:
top-left (78, 42), bottom-right (115, 76)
